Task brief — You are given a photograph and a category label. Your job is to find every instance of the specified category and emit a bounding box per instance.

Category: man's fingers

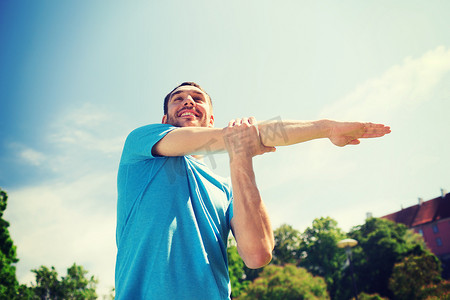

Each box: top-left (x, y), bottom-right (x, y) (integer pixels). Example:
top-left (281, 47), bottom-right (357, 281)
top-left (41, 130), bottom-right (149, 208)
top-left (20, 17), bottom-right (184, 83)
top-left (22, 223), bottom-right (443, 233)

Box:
top-left (348, 139), bottom-right (361, 145)
top-left (228, 118), bottom-right (244, 127)
top-left (265, 146), bottom-right (276, 152)
top-left (361, 123), bottom-right (391, 138)
top-left (228, 117), bottom-right (257, 127)
top-left (330, 121), bottom-right (390, 147)
top-left (366, 123), bottom-right (390, 130)
top-left (225, 116), bottom-right (275, 158)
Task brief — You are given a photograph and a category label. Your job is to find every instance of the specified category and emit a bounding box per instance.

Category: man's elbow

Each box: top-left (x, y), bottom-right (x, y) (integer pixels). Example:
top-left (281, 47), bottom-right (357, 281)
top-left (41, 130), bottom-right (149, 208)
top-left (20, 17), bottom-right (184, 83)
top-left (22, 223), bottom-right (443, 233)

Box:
top-left (243, 251), bottom-right (273, 269)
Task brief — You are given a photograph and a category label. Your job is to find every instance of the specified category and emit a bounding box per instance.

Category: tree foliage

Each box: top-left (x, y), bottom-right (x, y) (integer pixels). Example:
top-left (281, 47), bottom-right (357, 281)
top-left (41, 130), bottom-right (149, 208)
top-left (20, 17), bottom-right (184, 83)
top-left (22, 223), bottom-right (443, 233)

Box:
top-left (228, 217), bottom-right (447, 300)
top-left (0, 188), bottom-right (98, 299)
top-left (299, 217), bottom-right (347, 299)
top-left (0, 188), bottom-right (20, 299)
top-left (272, 224), bottom-right (301, 266)
top-left (227, 242), bottom-right (249, 299)
top-left (32, 266), bottom-right (63, 299)
top-left (357, 292), bottom-right (389, 300)
top-left (63, 264), bottom-right (98, 299)
top-left (349, 217), bottom-right (430, 299)
top-left (420, 279), bottom-right (450, 299)
top-left (31, 263), bottom-right (98, 300)
top-left (238, 264), bottom-right (329, 300)
top-left (389, 253), bottom-right (442, 300)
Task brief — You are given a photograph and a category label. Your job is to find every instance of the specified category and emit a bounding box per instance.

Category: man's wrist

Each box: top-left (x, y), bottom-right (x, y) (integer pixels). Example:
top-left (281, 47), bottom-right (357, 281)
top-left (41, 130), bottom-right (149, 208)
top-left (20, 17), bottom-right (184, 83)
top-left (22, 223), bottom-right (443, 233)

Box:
top-left (314, 119), bottom-right (334, 139)
top-left (229, 154), bottom-right (253, 166)
top-left (229, 156), bottom-right (256, 182)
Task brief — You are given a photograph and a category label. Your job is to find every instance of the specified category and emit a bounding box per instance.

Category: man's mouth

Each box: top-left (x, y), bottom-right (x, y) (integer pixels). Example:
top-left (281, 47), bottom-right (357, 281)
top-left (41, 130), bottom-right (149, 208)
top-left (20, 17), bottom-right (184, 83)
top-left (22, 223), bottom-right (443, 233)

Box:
top-left (178, 110), bottom-right (199, 118)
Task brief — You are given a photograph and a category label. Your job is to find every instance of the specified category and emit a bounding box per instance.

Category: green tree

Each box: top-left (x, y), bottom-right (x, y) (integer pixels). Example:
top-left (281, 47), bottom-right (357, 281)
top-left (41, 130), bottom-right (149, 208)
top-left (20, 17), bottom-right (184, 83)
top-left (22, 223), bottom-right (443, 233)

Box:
top-left (299, 217), bottom-right (347, 299)
top-left (0, 189), bottom-right (97, 299)
top-left (272, 224), bottom-right (301, 266)
top-left (348, 217), bottom-right (429, 299)
top-left (389, 253), bottom-right (442, 300)
top-left (242, 264), bottom-right (263, 283)
top-left (62, 264), bottom-right (97, 299)
top-left (238, 264), bottom-right (329, 300)
top-left (32, 266), bottom-right (64, 299)
top-left (357, 292), bottom-right (388, 300)
top-left (227, 242), bottom-right (249, 298)
top-left (420, 279), bottom-right (450, 299)
top-left (31, 263), bottom-right (97, 299)
top-left (0, 188), bottom-right (20, 299)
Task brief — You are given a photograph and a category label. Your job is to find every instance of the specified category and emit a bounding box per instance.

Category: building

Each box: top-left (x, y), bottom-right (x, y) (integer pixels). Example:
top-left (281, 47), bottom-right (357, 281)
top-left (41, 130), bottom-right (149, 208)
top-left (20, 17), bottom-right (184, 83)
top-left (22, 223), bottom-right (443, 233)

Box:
top-left (381, 190), bottom-right (450, 277)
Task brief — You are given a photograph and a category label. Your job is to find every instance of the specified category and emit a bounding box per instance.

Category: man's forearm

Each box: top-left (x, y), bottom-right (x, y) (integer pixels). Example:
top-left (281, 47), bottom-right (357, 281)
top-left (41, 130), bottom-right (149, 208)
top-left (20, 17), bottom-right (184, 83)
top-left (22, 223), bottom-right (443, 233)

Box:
top-left (258, 119), bottom-right (332, 147)
top-left (259, 119), bottom-right (390, 147)
top-left (223, 118), bottom-right (275, 269)
top-left (229, 158), bottom-right (274, 269)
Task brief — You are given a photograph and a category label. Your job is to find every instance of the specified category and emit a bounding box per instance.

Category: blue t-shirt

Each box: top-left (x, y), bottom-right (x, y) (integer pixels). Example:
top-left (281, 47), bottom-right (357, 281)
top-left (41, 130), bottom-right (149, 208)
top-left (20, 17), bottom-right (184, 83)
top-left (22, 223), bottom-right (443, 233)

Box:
top-left (115, 124), bottom-right (234, 299)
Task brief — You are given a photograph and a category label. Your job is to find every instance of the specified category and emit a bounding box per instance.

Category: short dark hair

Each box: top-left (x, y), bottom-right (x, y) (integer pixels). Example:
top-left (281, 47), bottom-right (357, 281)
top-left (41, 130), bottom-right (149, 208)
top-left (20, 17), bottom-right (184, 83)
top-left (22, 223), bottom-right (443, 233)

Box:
top-left (163, 82), bottom-right (212, 115)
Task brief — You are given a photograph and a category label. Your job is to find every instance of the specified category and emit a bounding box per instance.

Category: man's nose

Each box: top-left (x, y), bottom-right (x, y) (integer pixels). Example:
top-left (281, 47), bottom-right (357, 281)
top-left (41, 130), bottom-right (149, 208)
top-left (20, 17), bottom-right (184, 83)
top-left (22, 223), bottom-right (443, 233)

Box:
top-left (182, 96), bottom-right (195, 106)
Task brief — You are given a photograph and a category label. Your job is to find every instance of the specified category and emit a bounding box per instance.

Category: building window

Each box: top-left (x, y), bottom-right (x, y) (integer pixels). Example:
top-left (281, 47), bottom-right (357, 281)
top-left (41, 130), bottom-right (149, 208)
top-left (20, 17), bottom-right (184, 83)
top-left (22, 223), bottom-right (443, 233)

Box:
top-left (418, 229), bottom-right (424, 236)
top-left (432, 224), bottom-right (439, 233)
top-left (436, 237), bottom-right (443, 247)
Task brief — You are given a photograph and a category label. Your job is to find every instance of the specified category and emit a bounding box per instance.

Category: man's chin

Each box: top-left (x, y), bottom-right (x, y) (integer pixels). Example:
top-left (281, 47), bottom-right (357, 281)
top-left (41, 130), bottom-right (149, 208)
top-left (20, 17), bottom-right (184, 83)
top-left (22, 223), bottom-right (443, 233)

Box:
top-left (167, 118), bottom-right (205, 128)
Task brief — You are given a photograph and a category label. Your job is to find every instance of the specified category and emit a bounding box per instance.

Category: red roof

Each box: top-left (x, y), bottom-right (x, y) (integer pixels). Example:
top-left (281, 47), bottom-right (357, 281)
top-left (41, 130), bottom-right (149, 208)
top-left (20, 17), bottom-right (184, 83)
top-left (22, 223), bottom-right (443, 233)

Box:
top-left (381, 193), bottom-right (450, 227)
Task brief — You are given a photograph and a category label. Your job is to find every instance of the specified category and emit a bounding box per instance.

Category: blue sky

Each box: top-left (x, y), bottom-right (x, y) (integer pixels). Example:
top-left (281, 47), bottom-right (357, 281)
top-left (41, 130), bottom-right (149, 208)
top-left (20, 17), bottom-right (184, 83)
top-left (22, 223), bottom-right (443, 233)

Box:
top-left (1, 0), bottom-right (450, 296)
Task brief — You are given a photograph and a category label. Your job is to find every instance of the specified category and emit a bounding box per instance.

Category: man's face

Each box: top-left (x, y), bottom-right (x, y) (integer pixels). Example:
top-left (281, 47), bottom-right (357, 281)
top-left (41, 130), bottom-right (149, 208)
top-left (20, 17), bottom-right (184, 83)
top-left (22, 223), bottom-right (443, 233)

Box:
top-left (162, 85), bottom-right (214, 128)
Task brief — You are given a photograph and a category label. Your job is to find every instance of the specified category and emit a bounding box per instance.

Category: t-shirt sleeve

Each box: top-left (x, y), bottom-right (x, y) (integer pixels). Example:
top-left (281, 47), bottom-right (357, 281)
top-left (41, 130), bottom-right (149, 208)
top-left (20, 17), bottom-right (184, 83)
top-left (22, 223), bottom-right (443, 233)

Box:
top-left (120, 124), bottom-right (177, 164)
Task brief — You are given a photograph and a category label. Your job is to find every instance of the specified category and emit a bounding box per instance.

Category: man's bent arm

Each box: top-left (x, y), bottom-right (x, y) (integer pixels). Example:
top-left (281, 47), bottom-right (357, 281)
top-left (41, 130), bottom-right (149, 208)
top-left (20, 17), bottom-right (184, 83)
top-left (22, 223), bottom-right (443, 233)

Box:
top-left (230, 156), bottom-right (274, 268)
top-left (226, 118), bottom-right (275, 269)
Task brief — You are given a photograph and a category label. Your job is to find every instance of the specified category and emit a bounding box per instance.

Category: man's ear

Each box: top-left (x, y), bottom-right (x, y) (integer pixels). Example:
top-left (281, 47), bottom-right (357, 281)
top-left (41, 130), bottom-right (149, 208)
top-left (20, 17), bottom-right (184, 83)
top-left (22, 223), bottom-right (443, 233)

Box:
top-left (162, 115), bottom-right (167, 124)
top-left (208, 115), bottom-right (215, 127)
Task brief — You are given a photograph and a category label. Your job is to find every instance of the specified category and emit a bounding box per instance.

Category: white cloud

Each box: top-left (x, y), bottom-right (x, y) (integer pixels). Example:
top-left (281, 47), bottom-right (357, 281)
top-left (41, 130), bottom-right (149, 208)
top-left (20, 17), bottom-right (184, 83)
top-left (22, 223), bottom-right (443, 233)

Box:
top-left (320, 46), bottom-right (450, 120)
top-left (19, 148), bottom-right (46, 166)
top-left (49, 103), bottom-right (128, 156)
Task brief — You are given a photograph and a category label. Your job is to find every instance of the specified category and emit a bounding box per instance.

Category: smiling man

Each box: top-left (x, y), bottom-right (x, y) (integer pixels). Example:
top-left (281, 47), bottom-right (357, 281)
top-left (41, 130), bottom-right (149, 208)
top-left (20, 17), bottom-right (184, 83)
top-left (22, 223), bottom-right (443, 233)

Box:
top-left (115, 82), bottom-right (390, 299)
top-left (162, 84), bottom-right (214, 128)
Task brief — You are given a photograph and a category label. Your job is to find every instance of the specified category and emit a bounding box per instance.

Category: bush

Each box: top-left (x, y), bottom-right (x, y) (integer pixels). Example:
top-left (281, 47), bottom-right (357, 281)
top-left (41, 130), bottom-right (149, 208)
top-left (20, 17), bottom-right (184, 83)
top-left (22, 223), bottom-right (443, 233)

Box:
top-left (238, 264), bottom-right (329, 300)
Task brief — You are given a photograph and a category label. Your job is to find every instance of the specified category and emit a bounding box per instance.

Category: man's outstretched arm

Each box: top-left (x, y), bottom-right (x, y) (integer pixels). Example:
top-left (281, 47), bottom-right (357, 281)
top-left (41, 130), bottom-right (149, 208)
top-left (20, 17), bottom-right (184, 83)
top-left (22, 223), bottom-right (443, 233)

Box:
top-left (258, 119), bottom-right (391, 147)
top-left (225, 117), bottom-right (275, 269)
top-left (152, 119), bottom-right (390, 157)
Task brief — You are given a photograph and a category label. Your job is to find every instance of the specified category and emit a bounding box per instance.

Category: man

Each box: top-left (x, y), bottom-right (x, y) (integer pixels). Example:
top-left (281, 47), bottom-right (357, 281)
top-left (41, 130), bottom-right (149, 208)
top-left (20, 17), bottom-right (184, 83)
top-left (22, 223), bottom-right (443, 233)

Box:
top-left (115, 82), bottom-right (390, 299)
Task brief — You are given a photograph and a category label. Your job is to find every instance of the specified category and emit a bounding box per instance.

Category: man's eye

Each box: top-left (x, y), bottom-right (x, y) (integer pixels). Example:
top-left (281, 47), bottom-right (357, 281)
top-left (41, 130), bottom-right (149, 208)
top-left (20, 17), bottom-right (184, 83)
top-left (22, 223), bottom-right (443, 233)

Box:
top-left (174, 97), bottom-right (182, 101)
top-left (194, 98), bottom-right (203, 102)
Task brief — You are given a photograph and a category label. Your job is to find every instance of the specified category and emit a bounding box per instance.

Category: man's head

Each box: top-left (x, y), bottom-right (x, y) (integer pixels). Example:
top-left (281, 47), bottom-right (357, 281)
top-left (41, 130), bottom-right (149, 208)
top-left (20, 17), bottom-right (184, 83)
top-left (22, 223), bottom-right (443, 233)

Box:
top-left (162, 82), bottom-right (214, 128)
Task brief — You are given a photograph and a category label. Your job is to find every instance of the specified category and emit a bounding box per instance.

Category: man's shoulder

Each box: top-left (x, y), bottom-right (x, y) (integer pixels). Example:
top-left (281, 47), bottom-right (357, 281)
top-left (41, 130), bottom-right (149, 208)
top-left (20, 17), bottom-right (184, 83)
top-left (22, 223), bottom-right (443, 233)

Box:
top-left (119, 124), bottom-right (179, 162)
top-left (126, 123), bottom-right (176, 140)
top-left (129, 123), bottom-right (175, 134)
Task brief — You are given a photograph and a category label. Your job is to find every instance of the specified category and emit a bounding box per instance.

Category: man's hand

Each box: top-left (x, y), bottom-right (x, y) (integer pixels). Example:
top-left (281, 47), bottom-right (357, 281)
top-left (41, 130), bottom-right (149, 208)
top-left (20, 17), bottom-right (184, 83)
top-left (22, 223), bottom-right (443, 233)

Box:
top-left (328, 121), bottom-right (391, 147)
top-left (223, 117), bottom-right (276, 161)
